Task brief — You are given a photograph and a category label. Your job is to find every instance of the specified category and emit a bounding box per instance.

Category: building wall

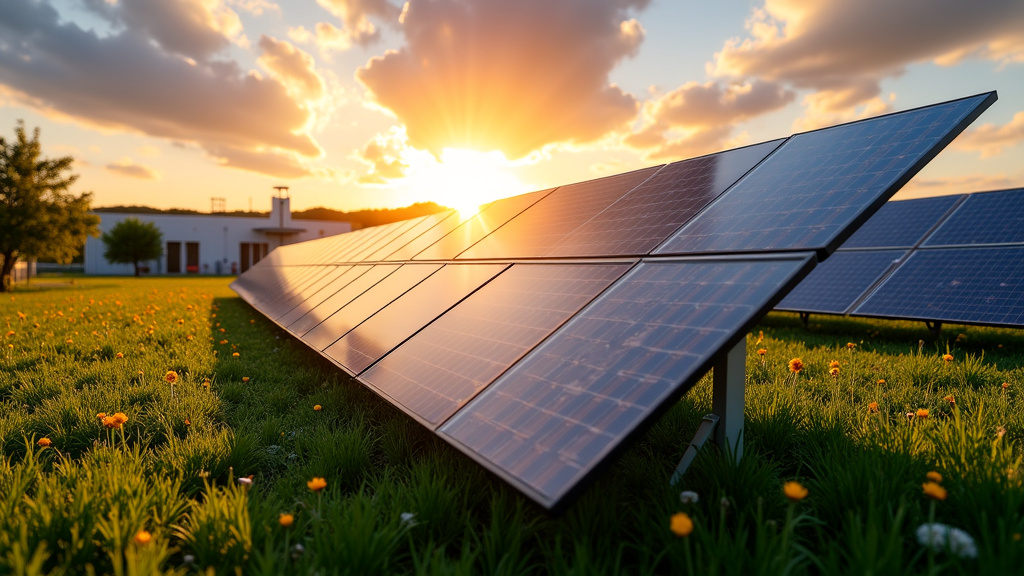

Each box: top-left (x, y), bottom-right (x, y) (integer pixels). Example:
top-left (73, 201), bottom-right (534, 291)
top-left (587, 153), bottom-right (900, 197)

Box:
top-left (84, 211), bottom-right (351, 276)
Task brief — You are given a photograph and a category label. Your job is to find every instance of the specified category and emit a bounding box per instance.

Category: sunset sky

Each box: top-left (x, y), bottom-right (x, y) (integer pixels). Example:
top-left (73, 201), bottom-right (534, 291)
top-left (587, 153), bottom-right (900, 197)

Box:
top-left (1, 0), bottom-right (1022, 213)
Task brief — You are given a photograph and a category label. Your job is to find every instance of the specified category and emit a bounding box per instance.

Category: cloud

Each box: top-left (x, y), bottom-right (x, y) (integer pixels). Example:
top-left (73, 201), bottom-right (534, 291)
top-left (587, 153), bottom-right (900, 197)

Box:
top-left (355, 128), bottom-right (410, 184)
top-left (712, 0), bottom-right (1024, 119)
top-left (625, 80), bottom-right (795, 160)
top-left (0, 0), bottom-right (319, 178)
top-left (257, 36), bottom-right (326, 101)
top-left (227, 0), bottom-right (281, 17)
top-left (315, 0), bottom-right (402, 49)
top-left (106, 158), bottom-right (160, 179)
top-left (954, 111), bottom-right (1024, 158)
top-left (357, 0), bottom-right (648, 159)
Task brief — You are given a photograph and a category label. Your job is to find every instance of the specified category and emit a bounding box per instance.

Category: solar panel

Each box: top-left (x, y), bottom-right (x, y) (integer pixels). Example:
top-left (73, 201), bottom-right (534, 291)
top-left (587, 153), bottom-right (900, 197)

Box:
top-left (439, 255), bottom-right (815, 507)
top-left (776, 250), bottom-right (906, 314)
top-left (546, 140), bottom-right (784, 257)
top-left (656, 93), bottom-right (995, 256)
top-left (325, 263), bottom-right (507, 374)
top-left (301, 264), bottom-right (442, 351)
top-left (360, 263), bottom-right (632, 427)
top-left (230, 91), bottom-right (995, 510)
top-left (853, 246), bottom-right (1024, 327)
top-left (842, 194), bottom-right (964, 249)
top-left (923, 188), bottom-right (1024, 247)
top-left (412, 189), bottom-right (555, 261)
top-left (457, 167), bottom-right (662, 260)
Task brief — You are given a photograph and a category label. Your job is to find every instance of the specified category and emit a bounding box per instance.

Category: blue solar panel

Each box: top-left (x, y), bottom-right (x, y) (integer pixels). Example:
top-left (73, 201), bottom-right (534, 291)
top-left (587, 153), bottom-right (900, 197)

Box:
top-left (776, 250), bottom-right (906, 314)
top-left (360, 263), bottom-right (632, 427)
top-left (545, 140), bottom-right (784, 257)
top-left (842, 195), bottom-right (964, 249)
top-left (923, 188), bottom-right (1024, 247)
top-left (655, 93), bottom-right (995, 256)
top-left (440, 255), bottom-right (815, 507)
top-left (853, 246), bottom-right (1024, 327)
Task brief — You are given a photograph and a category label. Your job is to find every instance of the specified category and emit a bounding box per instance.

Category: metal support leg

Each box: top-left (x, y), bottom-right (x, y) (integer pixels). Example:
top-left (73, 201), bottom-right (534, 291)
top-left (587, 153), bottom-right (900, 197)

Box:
top-left (671, 340), bottom-right (747, 484)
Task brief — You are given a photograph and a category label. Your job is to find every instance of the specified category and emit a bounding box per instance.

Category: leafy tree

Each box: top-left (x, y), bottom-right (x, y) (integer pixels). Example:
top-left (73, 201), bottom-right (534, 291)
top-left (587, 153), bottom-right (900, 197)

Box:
top-left (0, 120), bottom-right (99, 291)
top-left (101, 218), bottom-right (164, 276)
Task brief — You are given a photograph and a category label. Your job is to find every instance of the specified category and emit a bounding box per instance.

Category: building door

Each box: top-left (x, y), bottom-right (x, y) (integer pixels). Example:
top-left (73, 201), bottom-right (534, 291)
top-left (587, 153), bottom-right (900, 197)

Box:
top-left (240, 243), bottom-right (250, 273)
top-left (186, 242), bottom-right (200, 273)
top-left (167, 242), bottom-right (181, 274)
top-left (239, 242), bottom-right (269, 273)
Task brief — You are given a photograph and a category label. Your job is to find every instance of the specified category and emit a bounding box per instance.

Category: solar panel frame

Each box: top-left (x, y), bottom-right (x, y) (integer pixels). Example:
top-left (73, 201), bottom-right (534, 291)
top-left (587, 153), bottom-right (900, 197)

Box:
top-left (840, 194), bottom-right (965, 249)
top-left (775, 250), bottom-right (907, 314)
top-left (922, 188), bottom-right (1024, 247)
top-left (439, 253), bottom-right (817, 509)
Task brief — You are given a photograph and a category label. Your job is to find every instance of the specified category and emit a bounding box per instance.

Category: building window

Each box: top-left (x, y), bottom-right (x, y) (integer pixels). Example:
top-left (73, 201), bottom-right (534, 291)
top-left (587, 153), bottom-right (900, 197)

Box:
top-left (186, 242), bottom-right (200, 274)
top-left (239, 242), bottom-right (269, 273)
top-left (167, 242), bottom-right (181, 274)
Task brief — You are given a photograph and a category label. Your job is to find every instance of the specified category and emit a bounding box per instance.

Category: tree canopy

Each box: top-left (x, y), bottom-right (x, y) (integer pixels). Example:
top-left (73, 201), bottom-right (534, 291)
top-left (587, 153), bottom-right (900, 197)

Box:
top-left (0, 120), bottom-right (99, 291)
top-left (101, 218), bottom-right (164, 276)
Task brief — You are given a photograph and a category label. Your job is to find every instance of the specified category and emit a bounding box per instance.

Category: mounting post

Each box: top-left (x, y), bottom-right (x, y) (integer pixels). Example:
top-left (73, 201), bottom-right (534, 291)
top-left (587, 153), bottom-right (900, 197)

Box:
top-left (671, 340), bottom-right (746, 484)
top-left (925, 320), bottom-right (943, 340)
top-left (799, 312), bottom-right (811, 327)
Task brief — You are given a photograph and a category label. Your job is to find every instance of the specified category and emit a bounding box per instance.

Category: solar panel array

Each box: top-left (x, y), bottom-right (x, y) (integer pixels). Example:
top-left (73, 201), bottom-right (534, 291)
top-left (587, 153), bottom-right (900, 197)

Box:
top-left (232, 92), bottom-right (994, 509)
top-left (777, 186), bottom-right (1024, 328)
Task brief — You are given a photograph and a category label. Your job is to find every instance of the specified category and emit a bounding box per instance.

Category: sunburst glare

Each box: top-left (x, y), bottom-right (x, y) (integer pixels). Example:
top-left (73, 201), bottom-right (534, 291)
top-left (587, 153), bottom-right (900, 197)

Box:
top-left (403, 148), bottom-right (532, 217)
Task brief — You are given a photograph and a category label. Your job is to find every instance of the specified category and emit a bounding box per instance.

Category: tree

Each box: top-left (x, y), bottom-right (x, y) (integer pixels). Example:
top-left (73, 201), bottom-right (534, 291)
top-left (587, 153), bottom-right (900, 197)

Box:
top-left (101, 218), bottom-right (164, 276)
top-left (0, 121), bottom-right (100, 291)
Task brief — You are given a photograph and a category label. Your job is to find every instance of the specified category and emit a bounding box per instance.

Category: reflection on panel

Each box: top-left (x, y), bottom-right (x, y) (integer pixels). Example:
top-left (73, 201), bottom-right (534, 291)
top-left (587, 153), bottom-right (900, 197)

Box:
top-left (657, 93), bottom-right (994, 255)
top-left (923, 188), bottom-right (1024, 247)
top-left (440, 255), bottom-right (814, 506)
top-left (854, 246), bottom-right (1024, 327)
top-left (361, 263), bottom-right (632, 427)
top-left (458, 168), bottom-right (662, 260)
top-left (413, 189), bottom-right (555, 261)
top-left (268, 266), bottom-right (351, 321)
top-left (842, 195), bottom-right (963, 249)
top-left (326, 264), bottom-right (507, 374)
top-left (302, 264), bottom-right (442, 352)
top-left (363, 211), bottom-right (457, 261)
top-left (547, 140), bottom-right (783, 257)
top-left (776, 250), bottom-right (905, 314)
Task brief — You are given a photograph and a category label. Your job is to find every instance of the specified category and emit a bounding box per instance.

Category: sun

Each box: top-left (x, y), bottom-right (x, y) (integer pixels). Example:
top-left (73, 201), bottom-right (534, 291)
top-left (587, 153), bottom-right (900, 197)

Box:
top-left (404, 148), bottom-right (532, 217)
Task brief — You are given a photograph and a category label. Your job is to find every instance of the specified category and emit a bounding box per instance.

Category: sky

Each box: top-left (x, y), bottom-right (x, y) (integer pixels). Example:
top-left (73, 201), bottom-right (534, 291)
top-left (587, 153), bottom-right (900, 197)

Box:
top-left (0, 0), bottom-right (1022, 214)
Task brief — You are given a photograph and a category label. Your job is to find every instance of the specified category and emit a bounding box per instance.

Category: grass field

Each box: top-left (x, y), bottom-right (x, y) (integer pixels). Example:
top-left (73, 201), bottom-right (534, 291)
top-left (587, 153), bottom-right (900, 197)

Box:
top-left (1, 276), bottom-right (1022, 575)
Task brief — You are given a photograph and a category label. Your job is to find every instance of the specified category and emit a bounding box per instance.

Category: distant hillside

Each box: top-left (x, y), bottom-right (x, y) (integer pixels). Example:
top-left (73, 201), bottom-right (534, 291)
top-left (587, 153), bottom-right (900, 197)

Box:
top-left (92, 202), bottom-right (451, 228)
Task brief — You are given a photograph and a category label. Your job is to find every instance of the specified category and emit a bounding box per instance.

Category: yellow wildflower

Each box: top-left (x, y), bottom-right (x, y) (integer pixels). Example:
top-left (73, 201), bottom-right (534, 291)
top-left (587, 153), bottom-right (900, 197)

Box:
top-left (926, 471), bottom-right (943, 483)
top-left (165, 371), bottom-right (178, 384)
top-left (788, 358), bottom-right (803, 373)
top-left (922, 482), bottom-right (947, 501)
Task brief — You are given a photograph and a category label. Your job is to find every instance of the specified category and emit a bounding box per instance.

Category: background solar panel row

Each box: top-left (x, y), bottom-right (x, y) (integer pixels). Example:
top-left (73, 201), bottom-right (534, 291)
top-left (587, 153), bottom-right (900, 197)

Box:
top-left (777, 187), bottom-right (1024, 328)
top-left (232, 92), bottom-right (995, 509)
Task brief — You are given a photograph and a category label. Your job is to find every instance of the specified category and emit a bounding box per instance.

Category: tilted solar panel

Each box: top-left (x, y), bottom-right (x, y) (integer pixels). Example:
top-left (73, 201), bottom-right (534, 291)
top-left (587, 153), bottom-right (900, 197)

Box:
top-left (439, 255), bottom-right (816, 507)
top-left (841, 194), bottom-right (964, 249)
top-left (853, 246), bottom-right (1024, 327)
top-left (231, 91), bottom-right (995, 510)
top-left (923, 188), bottom-right (1024, 247)
top-left (360, 263), bottom-right (632, 427)
top-left (656, 93), bottom-right (995, 256)
top-left (546, 140), bottom-right (785, 258)
top-left (775, 250), bottom-right (907, 314)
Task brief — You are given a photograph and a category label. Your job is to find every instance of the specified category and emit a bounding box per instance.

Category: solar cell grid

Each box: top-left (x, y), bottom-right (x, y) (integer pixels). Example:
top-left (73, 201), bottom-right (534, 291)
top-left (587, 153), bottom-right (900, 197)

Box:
top-left (923, 188), bottom-right (1024, 247)
top-left (342, 219), bottom-right (424, 263)
top-left (776, 250), bottom-right (906, 314)
top-left (440, 255), bottom-right (815, 506)
top-left (412, 189), bottom-right (555, 261)
top-left (546, 140), bottom-right (784, 258)
top-left (266, 266), bottom-right (351, 321)
top-left (301, 264), bottom-right (442, 352)
top-left (842, 195), bottom-right (964, 249)
top-left (259, 266), bottom-right (338, 319)
top-left (326, 263), bottom-right (508, 374)
top-left (363, 211), bottom-right (457, 261)
top-left (853, 246), bottom-right (1024, 327)
top-left (360, 263), bottom-right (633, 427)
top-left (276, 265), bottom-right (368, 328)
top-left (656, 93), bottom-right (995, 256)
top-left (457, 167), bottom-right (662, 260)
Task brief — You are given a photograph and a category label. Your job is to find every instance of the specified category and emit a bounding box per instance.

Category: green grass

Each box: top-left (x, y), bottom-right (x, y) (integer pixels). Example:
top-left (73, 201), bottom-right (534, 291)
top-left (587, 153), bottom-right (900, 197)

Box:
top-left (1, 276), bottom-right (1022, 575)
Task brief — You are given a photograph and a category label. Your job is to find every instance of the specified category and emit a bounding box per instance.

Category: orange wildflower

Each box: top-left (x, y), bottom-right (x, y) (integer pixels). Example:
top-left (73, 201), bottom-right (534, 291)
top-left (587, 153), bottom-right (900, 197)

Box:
top-left (165, 371), bottom-right (178, 384)
top-left (916, 408), bottom-right (929, 419)
top-left (829, 367), bottom-right (840, 377)
top-left (115, 352), bottom-right (124, 359)
top-left (307, 477), bottom-right (327, 492)
top-left (757, 348), bottom-right (767, 357)
top-left (133, 530), bottom-right (152, 545)
top-left (37, 437), bottom-right (53, 447)
top-left (926, 471), bottom-right (943, 483)
top-left (944, 395), bottom-right (955, 404)
top-left (922, 482), bottom-right (947, 501)
top-left (868, 402), bottom-right (879, 413)
top-left (669, 512), bottom-right (694, 537)
top-left (788, 358), bottom-right (804, 373)
top-left (314, 405), bottom-right (322, 411)
top-left (1002, 382), bottom-right (1010, 390)
top-left (943, 354), bottom-right (954, 363)
top-left (829, 360), bottom-right (841, 369)
top-left (846, 342), bottom-right (856, 349)
top-left (279, 513), bottom-right (295, 528)
top-left (232, 352), bottom-right (240, 357)
top-left (242, 377), bottom-right (250, 383)
top-left (783, 481), bottom-right (808, 502)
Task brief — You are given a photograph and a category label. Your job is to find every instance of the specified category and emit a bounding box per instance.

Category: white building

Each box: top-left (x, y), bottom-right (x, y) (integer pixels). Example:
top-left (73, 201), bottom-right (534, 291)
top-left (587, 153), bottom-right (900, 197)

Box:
top-left (84, 192), bottom-right (351, 276)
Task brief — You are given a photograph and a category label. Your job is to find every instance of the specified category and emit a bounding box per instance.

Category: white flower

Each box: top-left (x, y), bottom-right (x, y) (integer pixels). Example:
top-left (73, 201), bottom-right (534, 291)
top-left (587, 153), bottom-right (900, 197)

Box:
top-left (183, 554), bottom-right (195, 565)
top-left (679, 490), bottom-right (700, 505)
top-left (401, 512), bottom-right (418, 527)
top-left (916, 523), bottom-right (978, 559)
top-left (237, 477), bottom-right (253, 486)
